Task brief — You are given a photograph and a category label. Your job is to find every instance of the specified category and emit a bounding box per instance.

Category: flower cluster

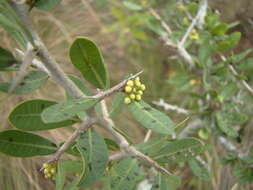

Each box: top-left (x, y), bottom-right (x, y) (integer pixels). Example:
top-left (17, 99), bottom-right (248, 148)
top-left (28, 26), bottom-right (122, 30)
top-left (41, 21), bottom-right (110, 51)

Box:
top-left (42, 162), bottom-right (56, 179)
top-left (124, 77), bottom-right (146, 104)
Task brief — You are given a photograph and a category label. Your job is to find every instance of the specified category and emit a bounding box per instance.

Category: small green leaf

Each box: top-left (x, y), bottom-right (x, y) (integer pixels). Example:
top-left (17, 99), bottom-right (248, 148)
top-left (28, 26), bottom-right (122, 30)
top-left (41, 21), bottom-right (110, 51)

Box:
top-left (211, 23), bottom-right (228, 36)
top-left (0, 46), bottom-right (16, 70)
top-left (56, 160), bottom-right (83, 190)
top-left (189, 158), bottom-right (210, 180)
top-left (110, 158), bottom-right (142, 190)
top-left (70, 37), bottom-right (109, 89)
top-left (76, 130), bottom-right (109, 187)
top-left (151, 174), bottom-right (181, 190)
top-left (34, 0), bottom-right (62, 10)
top-left (216, 111), bottom-right (239, 137)
top-left (41, 98), bottom-right (97, 123)
top-left (9, 99), bottom-right (75, 131)
top-left (0, 70), bottom-right (48, 94)
top-left (154, 138), bottom-right (205, 163)
top-left (0, 130), bottom-right (56, 157)
top-left (123, 1), bottom-right (143, 11)
top-left (128, 101), bottom-right (175, 134)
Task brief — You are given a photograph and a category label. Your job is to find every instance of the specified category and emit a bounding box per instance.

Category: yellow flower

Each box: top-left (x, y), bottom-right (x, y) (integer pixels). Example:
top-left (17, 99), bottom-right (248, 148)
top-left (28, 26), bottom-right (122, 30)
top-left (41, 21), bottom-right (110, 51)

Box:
top-left (189, 29), bottom-right (199, 40)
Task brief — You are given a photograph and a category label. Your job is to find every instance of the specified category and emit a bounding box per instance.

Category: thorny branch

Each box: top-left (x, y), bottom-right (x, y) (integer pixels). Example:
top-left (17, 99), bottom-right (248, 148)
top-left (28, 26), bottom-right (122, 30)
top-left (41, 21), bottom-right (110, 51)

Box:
top-left (100, 100), bottom-right (172, 176)
top-left (12, 2), bottom-right (172, 176)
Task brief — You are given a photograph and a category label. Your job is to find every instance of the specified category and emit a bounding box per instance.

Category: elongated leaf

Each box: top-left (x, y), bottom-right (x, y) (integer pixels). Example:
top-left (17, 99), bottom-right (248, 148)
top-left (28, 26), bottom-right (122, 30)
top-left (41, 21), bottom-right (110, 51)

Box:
top-left (9, 99), bottom-right (75, 131)
top-left (69, 37), bottom-right (109, 89)
top-left (0, 46), bottom-right (16, 70)
top-left (188, 158), bottom-right (210, 180)
top-left (0, 70), bottom-right (48, 94)
top-left (35, 0), bottom-right (62, 10)
top-left (154, 138), bottom-right (205, 163)
top-left (151, 174), bottom-right (181, 190)
top-left (110, 158), bottom-right (142, 190)
top-left (128, 101), bottom-right (175, 134)
top-left (109, 92), bottom-right (124, 118)
top-left (41, 98), bottom-right (97, 123)
top-left (0, 130), bottom-right (56, 157)
top-left (56, 160), bottom-right (82, 190)
top-left (76, 130), bottom-right (109, 187)
top-left (123, 1), bottom-right (143, 11)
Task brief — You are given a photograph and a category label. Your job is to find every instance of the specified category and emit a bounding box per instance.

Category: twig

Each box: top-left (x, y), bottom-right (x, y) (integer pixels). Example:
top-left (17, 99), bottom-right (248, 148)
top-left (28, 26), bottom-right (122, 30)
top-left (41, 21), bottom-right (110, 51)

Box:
top-left (179, 0), bottom-right (208, 46)
top-left (16, 48), bottom-right (51, 76)
top-left (46, 117), bottom-right (96, 164)
top-left (109, 152), bottom-right (128, 161)
top-left (92, 71), bottom-right (143, 99)
top-left (99, 100), bottom-right (172, 176)
top-left (152, 99), bottom-right (190, 115)
top-left (149, 7), bottom-right (194, 67)
top-left (220, 55), bottom-right (253, 97)
top-left (144, 130), bottom-right (152, 142)
top-left (11, 4), bottom-right (86, 99)
top-left (8, 42), bottom-right (35, 93)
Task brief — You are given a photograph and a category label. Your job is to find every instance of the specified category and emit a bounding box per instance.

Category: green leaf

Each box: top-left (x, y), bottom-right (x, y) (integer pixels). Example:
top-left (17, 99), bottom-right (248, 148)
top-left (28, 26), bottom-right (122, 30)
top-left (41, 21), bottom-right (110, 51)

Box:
top-left (153, 138), bottom-right (205, 163)
top-left (0, 130), bottom-right (56, 157)
top-left (211, 23), bottom-right (228, 36)
top-left (56, 160), bottom-right (82, 190)
top-left (216, 111), bottom-right (239, 137)
top-left (69, 37), bottom-right (109, 89)
top-left (128, 101), bottom-right (175, 134)
top-left (9, 99), bottom-right (75, 131)
top-left (151, 174), bottom-right (181, 190)
top-left (110, 158), bottom-right (141, 190)
top-left (123, 1), bottom-right (143, 11)
top-left (0, 70), bottom-right (48, 94)
top-left (188, 158), bottom-right (210, 180)
top-left (109, 92), bottom-right (124, 118)
top-left (104, 138), bottom-right (120, 151)
top-left (216, 32), bottom-right (241, 52)
top-left (76, 130), bottom-right (109, 187)
top-left (41, 98), bottom-right (97, 123)
top-left (0, 46), bottom-right (16, 70)
top-left (34, 0), bottom-right (62, 10)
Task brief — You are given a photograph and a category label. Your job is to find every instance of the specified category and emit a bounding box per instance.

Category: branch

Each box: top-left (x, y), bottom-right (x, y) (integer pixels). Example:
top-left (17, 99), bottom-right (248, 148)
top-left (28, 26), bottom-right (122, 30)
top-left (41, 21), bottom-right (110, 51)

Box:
top-left (46, 117), bottom-right (96, 164)
top-left (149, 8), bottom-right (194, 67)
top-left (99, 100), bottom-right (172, 176)
top-left (12, 4), bottom-right (85, 99)
top-left (8, 43), bottom-right (35, 93)
top-left (179, 0), bottom-right (208, 46)
top-left (152, 99), bottom-right (190, 115)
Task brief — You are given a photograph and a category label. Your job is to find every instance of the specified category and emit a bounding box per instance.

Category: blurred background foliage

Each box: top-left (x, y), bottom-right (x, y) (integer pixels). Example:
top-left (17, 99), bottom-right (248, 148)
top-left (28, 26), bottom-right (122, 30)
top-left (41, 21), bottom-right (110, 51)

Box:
top-left (1, 0), bottom-right (253, 189)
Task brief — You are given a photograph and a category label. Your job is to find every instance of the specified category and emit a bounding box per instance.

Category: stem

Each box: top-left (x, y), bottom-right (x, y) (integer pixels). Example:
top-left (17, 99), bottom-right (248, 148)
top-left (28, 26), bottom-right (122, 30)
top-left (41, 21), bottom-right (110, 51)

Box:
top-left (100, 100), bottom-right (172, 176)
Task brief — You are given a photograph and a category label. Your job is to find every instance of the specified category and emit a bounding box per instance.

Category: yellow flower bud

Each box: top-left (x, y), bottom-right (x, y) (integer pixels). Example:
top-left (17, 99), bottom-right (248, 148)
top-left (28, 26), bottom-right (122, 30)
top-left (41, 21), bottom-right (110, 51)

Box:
top-left (45, 173), bottom-right (52, 178)
top-left (125, 86), bottom-right (132, 93)
top-left (133, 88), bottom-right (137, 93)
top-left (129, 94), bottom-right (136, 100)
top-left (126, 80), bottom-right (134, 87)
top-left (136, 94), bottom-right (142, 101)
top-left (50, 168), bottom-right (56, 174)
top-left (137, 90), bottom-right (143, 95)
top-left (44, 168), bottom-right (50, 174)
top-left (135, 77), bottom-right (140, 82)
top-left (43, 163), bottom-right (49, 168)
top-left (135, 81), bottom-right (141, 87)
top-left (124, 97), bottom-right (131, 104)
top-left (140, 84), bottom-right (146, 91)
